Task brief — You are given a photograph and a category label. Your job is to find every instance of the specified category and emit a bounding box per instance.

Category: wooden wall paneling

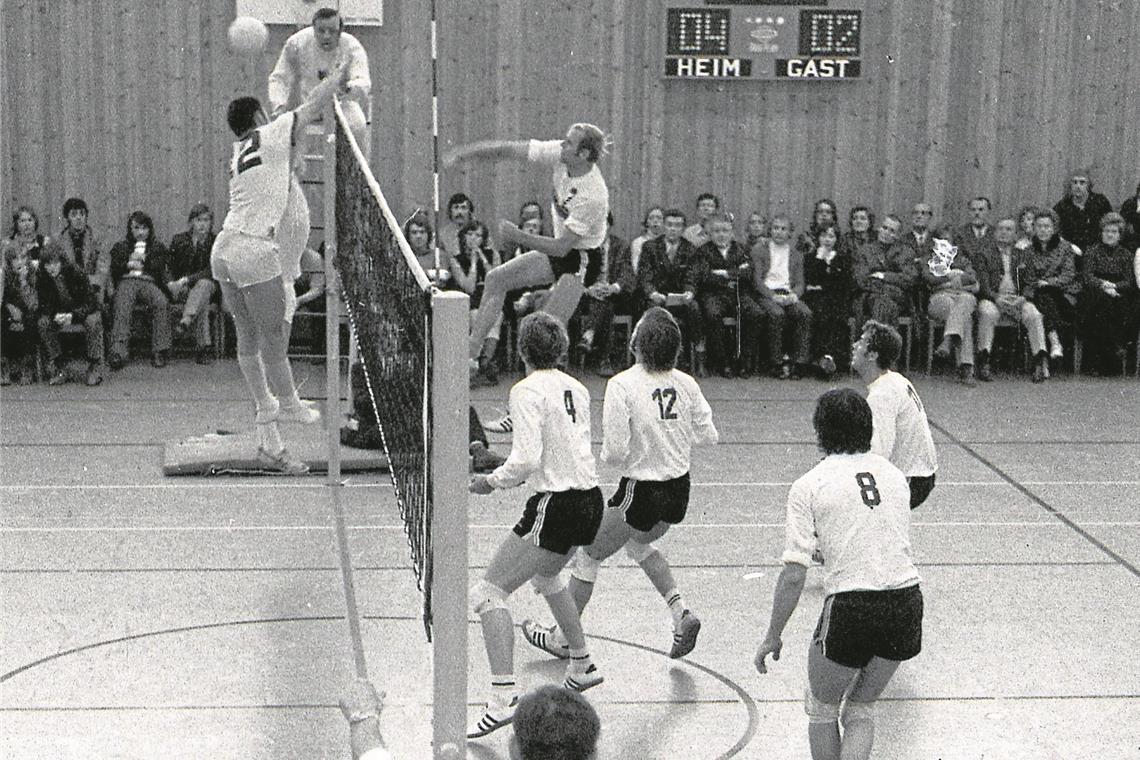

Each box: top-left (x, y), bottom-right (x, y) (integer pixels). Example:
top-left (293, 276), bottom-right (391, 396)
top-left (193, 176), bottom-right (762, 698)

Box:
top-left (607, 0), bottom-right (628, 227)
top-left (922, 0), bottom-right (956, 218)
top-left (974, 0), bottom-right (1005, 204)
top-left (879, 0), bottom-right (909, 217)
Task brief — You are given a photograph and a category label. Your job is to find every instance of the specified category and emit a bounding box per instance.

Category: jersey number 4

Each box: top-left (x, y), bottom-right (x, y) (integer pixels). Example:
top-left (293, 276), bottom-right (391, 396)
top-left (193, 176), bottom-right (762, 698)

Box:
top-left (651, 387), bottom-right (678, 420)
top-left (855, 472), bottom-right (881, 508)
top-left (236, 131), bottom-right (263, 175)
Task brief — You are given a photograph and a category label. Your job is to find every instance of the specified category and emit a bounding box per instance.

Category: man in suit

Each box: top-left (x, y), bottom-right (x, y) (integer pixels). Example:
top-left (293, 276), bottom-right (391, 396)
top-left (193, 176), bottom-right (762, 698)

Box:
top-left (577, 213), bottom-right (637, 376)
top-left (1053, 171), bottom-right (1113, 254)
top-left (694, 212), bottom-right (763, 377)
top-left (751, 215), bottom-right (813, 379)
top-left (641, 208), bottom-right (703, 371)
top-left (854, 215), bottom-right (918, 328)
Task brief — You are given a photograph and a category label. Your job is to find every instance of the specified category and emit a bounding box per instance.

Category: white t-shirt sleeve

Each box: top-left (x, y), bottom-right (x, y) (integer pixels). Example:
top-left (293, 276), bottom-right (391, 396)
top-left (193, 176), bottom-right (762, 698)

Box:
top-left (600, 378), bottom-right (631, 467)
top-left (867, 389), bottom-right (896, 461)
top-left (345, 35), bottom-right (372, 95)
top-left (486, 386), bottom-right (543, 489)
top-left (781, 478), bottom-right (817, 566)
top-left (687, 377), bottom-right (718, 446)
top-left (527, 139), bottom-right (562, 167)
top-left (267, 37), bottom-right (299, 114)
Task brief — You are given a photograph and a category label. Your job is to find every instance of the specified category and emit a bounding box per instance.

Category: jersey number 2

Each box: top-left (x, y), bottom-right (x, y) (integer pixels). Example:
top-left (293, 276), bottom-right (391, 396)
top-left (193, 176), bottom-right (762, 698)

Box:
top-left (563, 390), bottom-right (577, 422)
top-left (855, 472), bottom-right (881, 508)
top-left (236, 131), bottom-right (263, 175)
top-left (652, 387), bottom-right (678, 420)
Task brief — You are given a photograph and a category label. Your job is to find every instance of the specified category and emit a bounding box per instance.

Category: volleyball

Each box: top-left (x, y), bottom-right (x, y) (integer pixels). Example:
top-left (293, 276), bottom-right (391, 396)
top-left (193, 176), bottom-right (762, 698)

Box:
top-left (227, 16), bottom-right (268, 55)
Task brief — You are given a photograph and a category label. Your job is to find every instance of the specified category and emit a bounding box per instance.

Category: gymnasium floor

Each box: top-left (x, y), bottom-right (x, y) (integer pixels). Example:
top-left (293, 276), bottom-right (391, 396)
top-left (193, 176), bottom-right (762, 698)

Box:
top-left (1, 359), bottom-right (1138, 759)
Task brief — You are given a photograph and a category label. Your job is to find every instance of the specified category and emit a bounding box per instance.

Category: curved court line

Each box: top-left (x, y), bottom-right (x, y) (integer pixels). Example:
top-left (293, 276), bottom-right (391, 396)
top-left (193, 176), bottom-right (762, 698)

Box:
top-left (1, 615), bottom-right (758, 759)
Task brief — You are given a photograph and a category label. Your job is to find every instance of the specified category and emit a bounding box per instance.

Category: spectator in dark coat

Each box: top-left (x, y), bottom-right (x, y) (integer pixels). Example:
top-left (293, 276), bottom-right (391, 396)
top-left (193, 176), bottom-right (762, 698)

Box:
top-left (694, 212), bottom-right (763, 377)
top-left (1119, 182), bottom-right (1140, 252)
top-left (36, 245), bottom-right (105, 385)
top-left (108, 211), bottom-right (172, 369)
top-left (1080, 212), bottom-right (1139, 374)
top-left (1022, 208), bottom-right (1079, 363)
top-left (640, 208), bottom-right (703, 371)
top-left (1, 242), bottom-right (40, 384)
top-left (1052, 171), bottom-right (1113, 254)
top-left (167, 203), bottom-right (218, 363)
top-left (802, 224), bottom-right (855, 377)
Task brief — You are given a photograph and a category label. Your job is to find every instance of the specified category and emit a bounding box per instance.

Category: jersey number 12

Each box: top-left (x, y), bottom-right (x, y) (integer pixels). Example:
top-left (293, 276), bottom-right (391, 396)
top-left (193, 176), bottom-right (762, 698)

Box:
top-left (651, 387), bottom-right (678, 420)
top-left (236, 131), bottom-right (263, 175)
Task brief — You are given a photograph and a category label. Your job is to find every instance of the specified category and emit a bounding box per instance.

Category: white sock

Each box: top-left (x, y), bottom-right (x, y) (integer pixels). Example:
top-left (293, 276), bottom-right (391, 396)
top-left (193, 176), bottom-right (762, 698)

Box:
top-left (490, 675), bottom-right (516, 707)
top-left (237, 354), bottom-right (276, 416)
top-left (569, 647), bottom-right (592, 672)
top-left (665, 588), bottom-right (686, 627)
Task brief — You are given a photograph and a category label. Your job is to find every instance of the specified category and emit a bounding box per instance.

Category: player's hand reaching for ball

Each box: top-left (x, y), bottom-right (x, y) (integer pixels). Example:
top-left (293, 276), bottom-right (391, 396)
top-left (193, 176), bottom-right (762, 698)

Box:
top-left (754, 635), bottom-right (782, 674)
top-left (469, 474), bottom-right (494, 495)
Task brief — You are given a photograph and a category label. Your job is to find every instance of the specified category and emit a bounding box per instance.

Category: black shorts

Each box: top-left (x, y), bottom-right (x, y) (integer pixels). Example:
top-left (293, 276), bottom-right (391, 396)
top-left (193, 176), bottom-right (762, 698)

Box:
top-left (608, 474), bottom-right (691, 532)
top-left (513, 486), bottom-right (604, 555)
top-left (813, 584), bottom-right (924, 669)
top-left (908, 474), bottom-right (936, 509)
top-left (548, 247), bottom-right (602, 283)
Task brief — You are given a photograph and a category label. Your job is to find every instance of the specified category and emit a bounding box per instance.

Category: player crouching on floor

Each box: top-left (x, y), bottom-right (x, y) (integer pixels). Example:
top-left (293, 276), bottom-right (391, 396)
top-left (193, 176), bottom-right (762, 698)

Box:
top-left (467, 311), bottom-right (606, 739)
top-left (755, 388), bottom-right (924, 760)
top-left (523, 307), bottom-right (718, 662)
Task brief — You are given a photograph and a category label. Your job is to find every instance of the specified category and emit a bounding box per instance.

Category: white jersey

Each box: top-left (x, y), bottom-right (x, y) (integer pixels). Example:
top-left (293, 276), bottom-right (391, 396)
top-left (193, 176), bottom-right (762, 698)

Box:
top-left (486, 369), bottom-right (598, 493)
top-left (528, 140), bottom-right (608, 250)
top-left (867, 371), bottom-right (937, 477)
top-left (601, 365), bottom-right (718, 481)
top-left (221, 112), bottom-right (296, 238)
top-left (782, 452), bottom-right (920, 597)
top-left (267, 27), bottom-right (371, 115)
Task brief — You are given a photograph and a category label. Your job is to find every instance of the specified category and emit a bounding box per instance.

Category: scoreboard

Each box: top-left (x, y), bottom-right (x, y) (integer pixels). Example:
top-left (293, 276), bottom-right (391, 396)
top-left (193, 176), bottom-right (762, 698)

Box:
top-left (664, 1), bottom-right (864, 80)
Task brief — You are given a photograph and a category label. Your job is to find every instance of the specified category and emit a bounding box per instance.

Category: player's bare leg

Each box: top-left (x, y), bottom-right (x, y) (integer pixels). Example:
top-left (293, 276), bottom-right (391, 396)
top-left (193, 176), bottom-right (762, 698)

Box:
top-left (807, 642), bottom-right (900, 760)
top-left (469, 251), bottom-right (555, 360)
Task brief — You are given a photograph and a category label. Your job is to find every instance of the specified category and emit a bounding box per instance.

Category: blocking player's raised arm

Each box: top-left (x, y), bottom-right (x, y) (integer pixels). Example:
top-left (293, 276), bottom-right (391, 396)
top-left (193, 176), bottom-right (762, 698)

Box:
top-left (294, 62), bottom-right (349, 129)
top-left (485, 387), bottom-right (543, 489)
top-left (442, 139), bottom-right (531, 168)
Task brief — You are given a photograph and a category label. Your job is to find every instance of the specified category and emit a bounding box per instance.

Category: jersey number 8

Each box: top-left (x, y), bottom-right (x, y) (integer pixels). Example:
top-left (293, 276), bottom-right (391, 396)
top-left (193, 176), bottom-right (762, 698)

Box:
top-left (855, 472), bottom-right (881, 508)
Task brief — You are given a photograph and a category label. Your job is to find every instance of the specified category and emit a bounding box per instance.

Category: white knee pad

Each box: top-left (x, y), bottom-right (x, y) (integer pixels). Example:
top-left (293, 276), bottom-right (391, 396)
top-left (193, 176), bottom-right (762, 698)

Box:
top-left (530, 571), bottom-right (568, 597)
top-left (571, 550), bottom-right (602, 584)
top-left (804, 687), bottom-right (841, 724)
top-left (841, 699), bottom-right (876, 728)
top-left (624, 540), bottom-right (656, 563)
top-left (470, 580), bottom-right (508, 616)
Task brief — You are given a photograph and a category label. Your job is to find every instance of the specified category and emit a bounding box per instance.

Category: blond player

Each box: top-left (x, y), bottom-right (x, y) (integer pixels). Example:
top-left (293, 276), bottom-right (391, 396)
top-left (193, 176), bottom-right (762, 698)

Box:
top-left (210, 65), bottom-right (347, 473)
top-left (851, 320), bottom-right (938, 508)
top-left (523, 307), bottom-right (718, 661)
top-left (755, 389), bottom-right (924, 760)
top-left (466, 312), bottom-right (605, 739)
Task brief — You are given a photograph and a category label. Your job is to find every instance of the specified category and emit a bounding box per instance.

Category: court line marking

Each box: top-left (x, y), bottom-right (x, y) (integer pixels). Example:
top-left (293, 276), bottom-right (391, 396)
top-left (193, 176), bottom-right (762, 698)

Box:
top-left (929, 419), bottom-right (1140, 581)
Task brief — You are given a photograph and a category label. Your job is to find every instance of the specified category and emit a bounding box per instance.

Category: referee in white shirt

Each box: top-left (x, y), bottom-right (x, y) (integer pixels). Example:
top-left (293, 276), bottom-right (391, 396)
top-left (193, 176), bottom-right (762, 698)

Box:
top-left (755, 388), bottom-right (923, 760)
top-left (522, 307), bottom-right (719, 662)
top-left (851, 320), bottom-right (938, 508)
top-left (466, 312), bottom-right (605, 739)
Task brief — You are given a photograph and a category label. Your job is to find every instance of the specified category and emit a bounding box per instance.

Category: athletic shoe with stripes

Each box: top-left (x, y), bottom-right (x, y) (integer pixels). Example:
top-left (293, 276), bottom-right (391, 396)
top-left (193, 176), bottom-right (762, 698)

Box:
top-left (482, 414), bottom-right (513, 434)
top-left (277, 399), bottom-right (321, 425)
top-left (256, 446), bottom-right (309, 475)
top-left (563, 663), bottom-right (604, 692)
top-left (466, 696), bottom-right (519, 739)
top-left (669, 610), bottom-right (702, 659)
top-left (522, 619), bottom-right (570, 660)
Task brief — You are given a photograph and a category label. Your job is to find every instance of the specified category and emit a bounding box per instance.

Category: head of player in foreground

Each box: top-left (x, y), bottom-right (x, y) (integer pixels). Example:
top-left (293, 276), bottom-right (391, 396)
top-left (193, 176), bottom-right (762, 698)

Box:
top-left (630, 306), bottom-right (682, 373)
top-left (509, 685), bottom-right (600, 760)
top-left (559, 123), bottom-right (609, 172)
top-left (226, 96), bottom-right (270, 138)
top-left (851, 319), bottom-right (902, 382)
top-left (813, 388), bottom-right (873, 456)
top-left (518, 311), bottom-right (570, 373)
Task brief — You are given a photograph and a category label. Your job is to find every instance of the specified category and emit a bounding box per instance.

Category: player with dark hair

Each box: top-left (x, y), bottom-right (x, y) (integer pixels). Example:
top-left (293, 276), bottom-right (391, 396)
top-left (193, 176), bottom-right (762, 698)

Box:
top-left (466, 311), bottom-right (605, 739)
top-left (755, 388), bottom-right (923, 760)
top-left (211, 64), bottom-right (348, 473)
top-left (851, 320), bottom-right (938, 508)
top-left (523, 307), bottom-right (717, 661)
top-left (510, 685), bottom-right (601, 760)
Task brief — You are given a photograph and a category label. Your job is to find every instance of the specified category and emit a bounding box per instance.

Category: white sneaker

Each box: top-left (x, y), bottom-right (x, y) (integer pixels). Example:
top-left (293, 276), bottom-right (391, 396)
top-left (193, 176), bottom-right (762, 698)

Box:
top-left (482, 414), bottom-right (513, 434)
top-left (522, 619), bottom-right (570, 660)
top-left (256, 446), bottom-right (309, 475)
top-left (467, 696), bottom-right (518, 739)
top-left (564, 663), bottom-right (604, 693)
top-left (277, 399), bottom-right (321, 425)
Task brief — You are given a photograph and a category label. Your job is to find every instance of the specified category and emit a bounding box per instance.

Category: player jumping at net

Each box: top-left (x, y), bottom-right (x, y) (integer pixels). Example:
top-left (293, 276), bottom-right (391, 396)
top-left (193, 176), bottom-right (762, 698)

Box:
top-left (851, 320), bottom-right (938, 508)
top-left (210, 65), bottom-right (349, 473)
top-left (522, 307), bottom-right (718, 661)
top-left (466, 312), bottom-right (606, 739)
top-left (755, 388), bottom-right (924, 760)
top-left (443, 122), bottom-right (610, 384)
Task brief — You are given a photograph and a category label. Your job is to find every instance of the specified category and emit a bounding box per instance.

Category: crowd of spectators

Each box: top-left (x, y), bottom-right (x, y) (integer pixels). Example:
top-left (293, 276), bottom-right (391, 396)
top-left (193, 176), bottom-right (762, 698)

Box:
top-left (422, 171), bottom-right (1140, 386)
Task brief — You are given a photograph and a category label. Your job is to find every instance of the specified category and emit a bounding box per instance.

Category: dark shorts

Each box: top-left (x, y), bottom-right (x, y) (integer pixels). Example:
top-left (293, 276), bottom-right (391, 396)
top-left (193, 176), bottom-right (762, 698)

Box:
top-left (608, 474), bottom-right (691, 532)
top-left (513, 486), bottom-right (604, 555)
top-left (908, 473), bottom-right (936, 509)
top-left (548, 247), bottom-right (602, 283)
top-left (813, 584), bottom-right (924, 669)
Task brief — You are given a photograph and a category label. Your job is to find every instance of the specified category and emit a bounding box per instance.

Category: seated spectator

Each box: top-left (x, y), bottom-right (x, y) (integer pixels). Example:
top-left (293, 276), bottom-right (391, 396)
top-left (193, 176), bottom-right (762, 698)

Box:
top-left (437, 192), bottom-right (474, 261)
top-left (802, 223), bottom-right (854, 378)
top-left (58, 197), bottom-right (111, 303)
top-left (854, 214), bottom-right (917, 328)
top-left (923, 230), bottom-right (980, 386)
top-left (404, 212), bottom-right (449, 284)
top-left (451, 220), bottom-right (503, 383)
top-left (640, 208), bottom-right (703, 372)
top-left (906, 202), bottom-right (938, 326)
top-left (1053, 170), bottom-right (1113, 254)
top-left (952, 197), bottom-right (997, 262)
top-left (168, 203), bottom-right (218, 364)
top-left (798, 198), bottom-right (839, 250)
top-left (107, 211), bottom-right (172, 369)
top-left (577, 213), bottom-right (636, 376)
top-left (1120, 181), bottom-right (1140, 251)
top-left (683, 192), bottom-right (720, 248)
top-left (1022, 208), bottom-right (1079, 364)
top-left (751, 214), bottom-right (813, 379)
top-left (628, 205), bottom-right (664, 276)
top-left (694, 211), bottom-right (763, 377)
top-left (502, 200), bottom-right (545, 262)
top-left (1, 243), bottom-right (41, 385)
top-left (744, 211), bottom-right (769, 249)
top-left (35, 246), bottom-right (104, 386)
top-left (974, 218), bottom-right (1049, 382)
top-left (1015, 205), bottom-right (1039, 249)
top-left (6, 205), bottom-right (52, 267)
top-left (1080, 212), bottom-right (1138, 375)
top-left (843, 205), bottom-right (875, 254)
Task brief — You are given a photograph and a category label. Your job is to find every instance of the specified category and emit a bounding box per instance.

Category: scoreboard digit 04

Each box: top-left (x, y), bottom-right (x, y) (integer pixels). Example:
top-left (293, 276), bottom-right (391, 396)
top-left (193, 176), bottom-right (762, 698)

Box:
top-left (664, 1), bottom-right (864, 81)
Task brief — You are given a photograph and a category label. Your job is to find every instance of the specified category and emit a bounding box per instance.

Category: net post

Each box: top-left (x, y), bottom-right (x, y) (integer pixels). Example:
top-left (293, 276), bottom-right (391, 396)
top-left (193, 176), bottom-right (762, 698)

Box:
top-left (324, 103), bottom-right (341, 485)
top-left (429, 289), bottom-right (469, 759)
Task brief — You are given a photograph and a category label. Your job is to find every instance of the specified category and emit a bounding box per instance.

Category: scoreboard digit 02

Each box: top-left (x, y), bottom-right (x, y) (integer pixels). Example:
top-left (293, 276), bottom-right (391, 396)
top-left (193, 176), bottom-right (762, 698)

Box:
top-left (664, 1), bottom-right (864, 81)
